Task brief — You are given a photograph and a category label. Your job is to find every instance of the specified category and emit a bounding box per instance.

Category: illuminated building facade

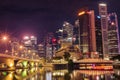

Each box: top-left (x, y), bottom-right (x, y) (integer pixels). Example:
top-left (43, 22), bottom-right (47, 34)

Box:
top-left (62, 21), bottom-right (73, 44)
top-left (73, 20), bottom-right (79, 45)
top-left (46, 44), bottom-right (53, 60)
top-left (23, 36), bottom-right (37, 48)
top-left (77, 10), bottom-right (96, 54)
top-left (108, 13), bottom-right (120, 55)
top-left (38, 44), bottom-right (45, 58)
top-left (57, 22), bottom-right (73, 49)
top-left (63, 22), bottom-right (73, 38)
top-left (45, 33), bottom-right (54, 60)
top-left (22, 35), bottom-right (38, 58)
top-left (99, 3), bottom-right (108, 58)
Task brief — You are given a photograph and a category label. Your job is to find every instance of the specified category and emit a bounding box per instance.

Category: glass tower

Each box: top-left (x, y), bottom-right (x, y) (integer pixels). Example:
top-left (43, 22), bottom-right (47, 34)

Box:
top-left (77, 10), bottom-right (96, 54)
top-left (108, 13), bottom-right (120, 55)
top-left (99, 3), bottom-right (108, 59)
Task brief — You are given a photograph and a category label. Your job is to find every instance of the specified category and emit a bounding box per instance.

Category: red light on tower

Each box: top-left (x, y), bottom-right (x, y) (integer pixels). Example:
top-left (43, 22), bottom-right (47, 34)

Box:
top-left (52, 38), bottom-right (57, 44)
top-left (52, 38), bottom-right (56, 42)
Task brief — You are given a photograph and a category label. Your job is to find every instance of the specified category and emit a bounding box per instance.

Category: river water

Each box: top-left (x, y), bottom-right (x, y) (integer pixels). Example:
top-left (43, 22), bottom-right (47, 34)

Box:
top-left (0, 67), bottom-right (119, 80)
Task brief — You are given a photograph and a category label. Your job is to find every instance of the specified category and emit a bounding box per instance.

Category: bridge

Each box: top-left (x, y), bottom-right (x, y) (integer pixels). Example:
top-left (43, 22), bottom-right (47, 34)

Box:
top-left (0, 53), bottom-right (44, 70)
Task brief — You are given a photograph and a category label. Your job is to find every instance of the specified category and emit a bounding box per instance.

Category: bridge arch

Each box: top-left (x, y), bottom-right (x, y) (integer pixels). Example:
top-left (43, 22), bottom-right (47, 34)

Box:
top-left (0, 58), bottom-right (14, 69)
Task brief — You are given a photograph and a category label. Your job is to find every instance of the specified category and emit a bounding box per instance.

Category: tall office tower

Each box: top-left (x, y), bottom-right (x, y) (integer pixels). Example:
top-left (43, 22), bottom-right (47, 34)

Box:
top-left (95, 16), bottom-right (103, 57)
top-left (108, 13), bottom-right (120, 55)
top-left (62, 21), bottom-right (73, 43)
top-left (45, 33), bottom-right (54, 60)
top-left (38, 44), bottom-right (45, 58)
top-left (73, 20), bottom-right (79, 45)
top-left (99, 3), bottom-right (108, 59)
top-left (61, 21), bottom-right (73, 48)
top-left (77, 10), bottom-right (96, 55)
top-left (22, 35), bottom-right (38, 58)
top-left (23, 35), bottom-right (37, 48)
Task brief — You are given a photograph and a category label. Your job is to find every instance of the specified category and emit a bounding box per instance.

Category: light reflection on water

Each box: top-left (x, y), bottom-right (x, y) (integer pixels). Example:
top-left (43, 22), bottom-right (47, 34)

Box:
top-left (0, 68), bottom-right (120, 80)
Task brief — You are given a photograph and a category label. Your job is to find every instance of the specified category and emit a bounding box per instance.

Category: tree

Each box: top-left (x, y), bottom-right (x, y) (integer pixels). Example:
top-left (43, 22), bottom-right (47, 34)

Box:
top-left (110, 55), bottom-right (120, 61)
top-left (63, 52), bottom-right (70, 61)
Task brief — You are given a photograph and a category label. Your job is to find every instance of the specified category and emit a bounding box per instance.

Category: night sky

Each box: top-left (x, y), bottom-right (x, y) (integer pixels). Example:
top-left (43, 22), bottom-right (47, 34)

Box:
top-left (0, 0), bottom-right (120, 42)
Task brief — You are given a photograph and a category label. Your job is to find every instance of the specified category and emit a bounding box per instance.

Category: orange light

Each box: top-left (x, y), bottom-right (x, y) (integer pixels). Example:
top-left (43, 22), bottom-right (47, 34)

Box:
top-left (78, 11), bottom-right (85, 16)
top-left (9, 62), bottom-right (14, 67)
top-left (23, 36), bottom-right (29, 40)
top-left (19, 45), bottom-right (23, 49)
top-left (3, 37), bottom-right (7, 40)
top-left (2, 35), bottom-right (8, 41)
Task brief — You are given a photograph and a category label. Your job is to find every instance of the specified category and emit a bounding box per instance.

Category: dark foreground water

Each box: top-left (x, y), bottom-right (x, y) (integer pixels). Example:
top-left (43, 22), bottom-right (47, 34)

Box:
top-left (0, 67), bottom-right (120, 80)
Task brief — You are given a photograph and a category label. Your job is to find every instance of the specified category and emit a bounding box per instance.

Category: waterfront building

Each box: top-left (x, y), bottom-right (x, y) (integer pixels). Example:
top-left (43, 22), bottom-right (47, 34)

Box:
top-left (55, 22), bottom-right (80, 59)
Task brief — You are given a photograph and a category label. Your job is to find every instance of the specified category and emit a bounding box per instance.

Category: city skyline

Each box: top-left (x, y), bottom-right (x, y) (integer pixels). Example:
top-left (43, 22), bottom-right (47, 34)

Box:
top-left (0, 1), bottom-right (119, 79)
top-left (0, 0), bottom-right (120, 42)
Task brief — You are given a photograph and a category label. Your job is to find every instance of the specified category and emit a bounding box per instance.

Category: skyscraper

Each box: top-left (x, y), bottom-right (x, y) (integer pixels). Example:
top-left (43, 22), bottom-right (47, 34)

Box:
top-left (108, 13), bottom-right (120, 55)
top-left (95, 16), bottom-right (103, 57)
top-left (45, 32), bottom-right (54, 61)
top-left (61, 21), bottom-right (73, 48)
top-left (77, 10), bottom-right (96, 56)
top-left (73, 20), bottom-right (79, 45)
top-left (63, 21), bottom-right (73, 39)
top-left (38, 44), bottom-right (45, 58)
top-left (62, 21), bottom-right (73, 43)
top-left (99, 3), bottom-right (108, 59)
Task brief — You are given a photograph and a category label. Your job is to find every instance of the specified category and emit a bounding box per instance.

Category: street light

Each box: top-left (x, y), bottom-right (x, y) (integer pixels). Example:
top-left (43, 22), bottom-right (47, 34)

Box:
top-left (19, 45), bottom-right (23, 49)
top-left (23, 36), bottom-right (29, 40)
top-left (2, 35), bottom-right (8, 41)
top-left (2, 36), bottom-right (7, 41)
top-left (0, 35), bottom-right (9, 54)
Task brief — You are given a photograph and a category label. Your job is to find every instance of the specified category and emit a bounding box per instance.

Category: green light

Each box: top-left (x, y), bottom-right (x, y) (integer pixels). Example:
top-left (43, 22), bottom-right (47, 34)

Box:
top-left (22, 70), bottom-right (27, 77)
top-left (22, 61), bottom-right (28, 68)
top-left (2, 72), bottom-right (7, 76)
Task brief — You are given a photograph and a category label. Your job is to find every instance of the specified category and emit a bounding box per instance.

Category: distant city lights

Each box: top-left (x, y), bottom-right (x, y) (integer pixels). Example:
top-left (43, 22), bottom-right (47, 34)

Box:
top-left (30, 36), bottom-right (35, 39)
top-left (23, 36), bottom-right (29, 40)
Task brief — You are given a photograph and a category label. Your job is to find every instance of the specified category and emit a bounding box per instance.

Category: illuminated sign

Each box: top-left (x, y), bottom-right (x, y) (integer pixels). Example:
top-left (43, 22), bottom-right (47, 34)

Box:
top-left (78, 11), bottom-right (85, 16)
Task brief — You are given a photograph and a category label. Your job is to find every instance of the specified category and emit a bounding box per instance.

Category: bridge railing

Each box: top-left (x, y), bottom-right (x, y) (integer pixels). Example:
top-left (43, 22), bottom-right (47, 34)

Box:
top-left (0, 52), bottom-right (40, 61)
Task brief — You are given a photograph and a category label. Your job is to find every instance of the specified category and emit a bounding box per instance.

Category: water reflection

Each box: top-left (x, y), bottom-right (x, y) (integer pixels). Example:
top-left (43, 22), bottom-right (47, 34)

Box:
top-left (0, 68), bottom-right (120, 80)
top-left (71, 70), bottom-right (114, 80)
